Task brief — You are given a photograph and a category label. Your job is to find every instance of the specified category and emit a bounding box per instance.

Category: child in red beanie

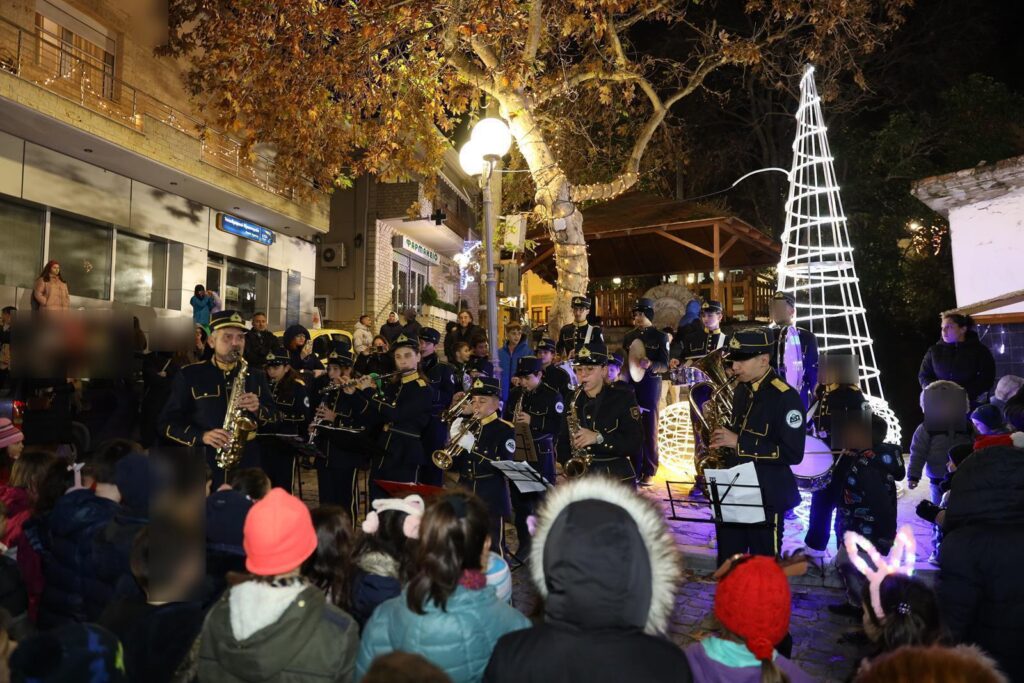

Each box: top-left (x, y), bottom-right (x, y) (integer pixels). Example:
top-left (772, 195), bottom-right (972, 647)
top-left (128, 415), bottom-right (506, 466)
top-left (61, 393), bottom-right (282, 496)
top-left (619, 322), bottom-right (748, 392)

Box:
top-left (684, 555), bottom-right (812, 683)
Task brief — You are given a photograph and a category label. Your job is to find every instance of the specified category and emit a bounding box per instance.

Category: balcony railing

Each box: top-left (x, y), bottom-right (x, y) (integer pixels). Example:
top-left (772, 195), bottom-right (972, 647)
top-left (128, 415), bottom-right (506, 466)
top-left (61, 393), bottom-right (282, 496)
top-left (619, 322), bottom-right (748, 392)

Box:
top-left (0, 16), bottom-right (306, 201)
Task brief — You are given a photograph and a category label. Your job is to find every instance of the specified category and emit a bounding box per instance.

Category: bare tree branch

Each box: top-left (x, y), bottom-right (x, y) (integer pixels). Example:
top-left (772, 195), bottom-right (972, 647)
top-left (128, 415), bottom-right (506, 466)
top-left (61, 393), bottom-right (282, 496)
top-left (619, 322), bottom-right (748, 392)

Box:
top-left (524, 0), bottom-right (543, 64)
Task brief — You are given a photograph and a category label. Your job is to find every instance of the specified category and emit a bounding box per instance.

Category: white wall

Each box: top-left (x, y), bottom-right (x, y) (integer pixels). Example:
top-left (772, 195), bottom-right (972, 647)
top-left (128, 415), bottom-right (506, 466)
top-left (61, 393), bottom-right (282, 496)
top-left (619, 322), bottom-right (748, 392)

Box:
top-left (949, 187), bottom-right (1024, 314)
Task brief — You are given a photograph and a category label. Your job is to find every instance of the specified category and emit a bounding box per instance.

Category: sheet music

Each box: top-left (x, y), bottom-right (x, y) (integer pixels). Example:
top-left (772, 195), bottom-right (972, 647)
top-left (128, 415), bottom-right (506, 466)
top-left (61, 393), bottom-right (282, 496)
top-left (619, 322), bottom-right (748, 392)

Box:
top-left (490, 460), bottom-right (551, 493)
top-left (704, 462), bottom-right (765, 524)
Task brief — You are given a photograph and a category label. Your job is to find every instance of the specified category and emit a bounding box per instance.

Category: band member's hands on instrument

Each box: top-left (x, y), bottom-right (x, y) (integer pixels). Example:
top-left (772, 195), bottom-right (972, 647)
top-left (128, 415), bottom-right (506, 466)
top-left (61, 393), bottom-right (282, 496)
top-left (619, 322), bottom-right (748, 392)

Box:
top-left (315, 405), bottom-right (337, 423)
top-left (515, 410), bottom-right (532, 427)
top-left (669, 358), bottom-right (681, 369)
top-left (236, 392), bottom-right (260, 413)
top-left (202, 428), bottom-right (232, 449)
top-left (573, 427), bottom-right (599, 449)
top-left (639, 358), bottom-right (652, 370)
top-left (710, 427), bottom-right (739, 450)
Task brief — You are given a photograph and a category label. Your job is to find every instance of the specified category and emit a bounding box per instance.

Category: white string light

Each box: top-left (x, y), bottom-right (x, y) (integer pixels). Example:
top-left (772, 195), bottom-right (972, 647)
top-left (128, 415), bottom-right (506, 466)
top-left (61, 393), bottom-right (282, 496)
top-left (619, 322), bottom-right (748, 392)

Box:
top-left (776, 65), bottom-right (901, 444)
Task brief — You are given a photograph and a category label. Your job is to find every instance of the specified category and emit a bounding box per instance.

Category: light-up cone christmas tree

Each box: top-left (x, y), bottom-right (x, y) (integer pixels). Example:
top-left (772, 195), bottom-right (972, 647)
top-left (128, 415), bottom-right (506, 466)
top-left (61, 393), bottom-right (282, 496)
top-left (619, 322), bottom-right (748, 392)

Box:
top-left (777, 65), bottom-right (901, 442)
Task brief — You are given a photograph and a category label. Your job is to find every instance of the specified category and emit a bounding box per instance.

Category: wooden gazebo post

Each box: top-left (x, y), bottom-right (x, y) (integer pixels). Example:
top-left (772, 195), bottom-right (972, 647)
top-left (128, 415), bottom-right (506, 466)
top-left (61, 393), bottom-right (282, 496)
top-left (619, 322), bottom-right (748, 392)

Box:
top-left (712, 222), bottom-right (721, 300)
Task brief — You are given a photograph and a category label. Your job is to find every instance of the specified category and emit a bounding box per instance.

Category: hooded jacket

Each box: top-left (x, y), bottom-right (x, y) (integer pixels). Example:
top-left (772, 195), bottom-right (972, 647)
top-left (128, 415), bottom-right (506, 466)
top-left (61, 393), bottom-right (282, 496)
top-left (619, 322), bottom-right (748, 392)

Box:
top-left (939, 443), bottom-right (1024, 683)
top-left (484, 476), bottom-right (692, 683)
top-left (379, 320), bottom-right (404, 345)
top-left (198, 580), bottom-right (359, 682)
top-left (283, 324), bottom-right (324, 372)
top-left (918, 332), bottom-right (996, 403)
top-left (353, 322), bottom-right (374, 355)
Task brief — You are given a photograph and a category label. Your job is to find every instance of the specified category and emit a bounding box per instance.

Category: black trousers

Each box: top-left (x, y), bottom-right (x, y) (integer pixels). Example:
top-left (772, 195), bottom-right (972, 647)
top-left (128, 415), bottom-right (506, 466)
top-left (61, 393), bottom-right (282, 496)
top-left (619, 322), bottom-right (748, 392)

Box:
top-left (715, 510), bottom-right (784, 566)
top-left (630, 374), bottom-right (661, 478)
top-left (317, 465), bottom-right (360, 522)
top-left (804, 459), bottom-right (850, 551)
top-left (368, 457), bottom-right (419, 502)
top-left (262, 445), bottom-right (295, 493)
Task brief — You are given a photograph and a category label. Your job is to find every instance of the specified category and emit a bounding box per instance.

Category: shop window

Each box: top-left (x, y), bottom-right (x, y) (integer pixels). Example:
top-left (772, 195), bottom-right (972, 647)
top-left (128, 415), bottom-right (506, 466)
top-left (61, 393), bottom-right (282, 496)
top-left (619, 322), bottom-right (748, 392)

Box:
top-left (0, 199), bottom-right (44, 289)
top-left (115, 232), bottom-right (167, 307)
top-left (35, 2), bottom-right (116, 100)
top-left (48, 212), bottom-right (112, 300)
top-left (224, 260), bottom-right (263, 319)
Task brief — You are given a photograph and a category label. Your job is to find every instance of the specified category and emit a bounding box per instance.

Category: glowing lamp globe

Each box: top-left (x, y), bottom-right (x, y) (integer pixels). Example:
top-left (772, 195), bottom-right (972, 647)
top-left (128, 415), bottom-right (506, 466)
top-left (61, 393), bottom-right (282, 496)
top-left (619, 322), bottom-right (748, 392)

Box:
top-left (458, 139), bottom-right (485, 176)
top-left (470, 117), bottom-right (512, 158)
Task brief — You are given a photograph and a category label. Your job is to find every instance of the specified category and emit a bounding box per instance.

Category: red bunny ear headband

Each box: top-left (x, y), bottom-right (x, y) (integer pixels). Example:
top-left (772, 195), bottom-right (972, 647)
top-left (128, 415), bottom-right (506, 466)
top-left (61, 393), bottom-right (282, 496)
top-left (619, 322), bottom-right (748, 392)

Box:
top-left (843, 525), bottom-right (917, 621)
top-left (362, 494), bottom-right (425, 539)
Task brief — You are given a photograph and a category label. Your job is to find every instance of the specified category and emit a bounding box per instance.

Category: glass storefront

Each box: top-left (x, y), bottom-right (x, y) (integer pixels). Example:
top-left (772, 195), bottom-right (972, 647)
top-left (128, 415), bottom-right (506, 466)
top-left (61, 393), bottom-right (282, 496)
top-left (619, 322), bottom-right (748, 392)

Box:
top-left (114, 231), bottom-right (167, 307)
top-left (48, 212), bottom-right (112, 300)
top-left (392, 253), bottom-right (428, 312)
top-left (0, 198), bottom-right (44, 289)
top-left (224, 259), bottom-right (266, 319)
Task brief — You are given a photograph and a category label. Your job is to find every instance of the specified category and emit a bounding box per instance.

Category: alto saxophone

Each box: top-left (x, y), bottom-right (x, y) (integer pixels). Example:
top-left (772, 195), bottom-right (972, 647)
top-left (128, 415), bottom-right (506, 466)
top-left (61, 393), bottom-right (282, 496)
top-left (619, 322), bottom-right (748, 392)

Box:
top-left (564, 385), bottom-right (592, 478)
top-left (216, 358), bottom-right (258, 471)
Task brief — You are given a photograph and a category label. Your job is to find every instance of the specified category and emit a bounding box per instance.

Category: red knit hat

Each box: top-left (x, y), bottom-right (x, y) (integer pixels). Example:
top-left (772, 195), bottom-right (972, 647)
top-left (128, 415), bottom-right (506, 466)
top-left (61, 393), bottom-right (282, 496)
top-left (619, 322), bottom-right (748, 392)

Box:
top-left (243, 488), bottom-right (318, 576)
top-left (714, 555), bottom-right (791, 661)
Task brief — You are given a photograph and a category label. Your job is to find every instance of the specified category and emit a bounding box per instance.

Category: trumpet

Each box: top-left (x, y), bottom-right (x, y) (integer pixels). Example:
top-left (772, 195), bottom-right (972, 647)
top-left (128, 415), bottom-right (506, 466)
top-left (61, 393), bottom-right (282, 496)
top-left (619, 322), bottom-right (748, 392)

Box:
top-left (432, 415), bottom-right (481, 470)
top-left (442, 392), bottom-right (472, 424)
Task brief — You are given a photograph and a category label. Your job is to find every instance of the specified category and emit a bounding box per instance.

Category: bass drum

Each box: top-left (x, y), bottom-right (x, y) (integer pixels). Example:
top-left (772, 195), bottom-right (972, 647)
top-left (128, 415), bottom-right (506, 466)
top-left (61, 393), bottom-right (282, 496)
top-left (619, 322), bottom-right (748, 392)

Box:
top-left (791, 435), bottom-right (836, 492)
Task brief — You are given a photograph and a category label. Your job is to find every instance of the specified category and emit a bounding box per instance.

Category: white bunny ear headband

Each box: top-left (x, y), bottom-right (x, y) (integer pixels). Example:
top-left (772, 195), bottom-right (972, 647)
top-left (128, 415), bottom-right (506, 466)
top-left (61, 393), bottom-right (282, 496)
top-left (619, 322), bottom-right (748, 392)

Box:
top-left (843, 525), bottom-right (917, 621)
top-left (362, 494), bottom-right (425, 539)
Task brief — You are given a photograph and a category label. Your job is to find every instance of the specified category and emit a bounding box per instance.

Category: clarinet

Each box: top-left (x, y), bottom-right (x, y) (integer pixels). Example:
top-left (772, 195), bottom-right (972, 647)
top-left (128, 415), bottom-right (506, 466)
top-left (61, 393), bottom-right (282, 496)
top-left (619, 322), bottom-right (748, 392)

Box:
top-left (308, 384), bottom-right (341, 445)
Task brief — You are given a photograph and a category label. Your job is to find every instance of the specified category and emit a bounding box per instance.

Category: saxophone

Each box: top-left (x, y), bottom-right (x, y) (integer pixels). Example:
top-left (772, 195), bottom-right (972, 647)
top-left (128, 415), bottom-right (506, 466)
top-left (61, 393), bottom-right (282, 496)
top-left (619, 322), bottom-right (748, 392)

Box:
top-left (687, 348), bottom-right (737, 478)
top-left (564, 385), bottom-right (592, 478)
top-left (216, 358), bottom-right (258, 471)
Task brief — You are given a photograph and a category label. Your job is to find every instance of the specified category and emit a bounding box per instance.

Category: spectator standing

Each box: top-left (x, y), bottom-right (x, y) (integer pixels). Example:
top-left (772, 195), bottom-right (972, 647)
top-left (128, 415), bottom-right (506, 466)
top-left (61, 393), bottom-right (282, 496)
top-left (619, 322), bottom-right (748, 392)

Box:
top-left (244, 312), bottom-right (280, 370)
top-left (485, 477), bottom-right (693, 683)
top-left (908, 381), bottom-right (973, 506)
top-left (497, 322), bottom-right (531, 404)
top-left (357, 492), bottom-right (529, 683)
top-left (355, 335), bottom-right (396, 376)
top-left (380, 311), bottom-right (404, 345)
top-left (197, 488), bottom-right (359, 682)
top-left (190, 285), bottom-right (214, 327)
top-left (282, 323), bottom-right (324, 376)
top-left (918, 313), bottom-right (996, 407)
top-left (32, 261), bottom-right (70, 312)
top-left (444, 311), bottom-right (483, 362)
top-left (354, 314), bottom-right (375, 356)
top-left (402, 308), bottom-right (423, 340)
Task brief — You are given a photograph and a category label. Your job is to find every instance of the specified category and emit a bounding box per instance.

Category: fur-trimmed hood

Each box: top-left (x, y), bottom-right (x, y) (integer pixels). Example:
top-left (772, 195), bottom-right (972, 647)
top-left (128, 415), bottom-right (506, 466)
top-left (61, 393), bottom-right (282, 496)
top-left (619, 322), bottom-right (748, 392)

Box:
top-left (530, 476), bottom-right (682, 635)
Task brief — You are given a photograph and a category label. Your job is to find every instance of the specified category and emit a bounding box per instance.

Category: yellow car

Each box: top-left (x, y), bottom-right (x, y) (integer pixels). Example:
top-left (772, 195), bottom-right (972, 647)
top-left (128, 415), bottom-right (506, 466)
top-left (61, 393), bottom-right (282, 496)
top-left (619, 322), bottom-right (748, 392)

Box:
top-left (273, 327), bottom-right (354, 363)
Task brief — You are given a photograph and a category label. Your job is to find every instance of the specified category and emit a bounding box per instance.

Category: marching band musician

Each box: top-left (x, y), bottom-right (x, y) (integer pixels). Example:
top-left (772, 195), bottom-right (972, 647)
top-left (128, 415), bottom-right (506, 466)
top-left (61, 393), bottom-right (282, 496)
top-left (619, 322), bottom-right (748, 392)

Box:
top-left (261, 349), bottom-right (312, 492)
top-left (623, 298), bottom-right (670, 487)
top-left (419, 327), bottom-right (457, 487)
top-left (311, 350), bottom-right (366, 521)
top-left (158, 310), bottom-right (275, 486)
top-left (708, 329), bottom-right (806, 565)
top-left (556, 296), bottom-right (604, 359)
top-left (671, 300), bottom-right (726, 365)
top-left (354, 335), bottom-right (395, 377)
top-left (769, 291), bottom-right (819, 410)
top-left (467, 336), bottom-right (495, 378)
top-left (346, 334), bottom-right (431, 501)
top-left (558, 342), bottom-right (643, 487)
top-left (606, 352), bottom-right (632, 392)
top-left (450, 376), bottom-right (516, 552)
top-left (535, 338), bottom-right (572, 399)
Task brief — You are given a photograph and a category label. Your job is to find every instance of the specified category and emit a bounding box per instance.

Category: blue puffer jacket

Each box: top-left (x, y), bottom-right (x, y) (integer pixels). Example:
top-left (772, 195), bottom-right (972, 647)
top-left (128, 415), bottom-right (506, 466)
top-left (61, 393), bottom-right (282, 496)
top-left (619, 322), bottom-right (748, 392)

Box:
top-left (34, 489), bottom-right (120, 626)
top-left (357, 585), bottom-right (530, 683)
top-left (498, 338), bottom-right (532, 404)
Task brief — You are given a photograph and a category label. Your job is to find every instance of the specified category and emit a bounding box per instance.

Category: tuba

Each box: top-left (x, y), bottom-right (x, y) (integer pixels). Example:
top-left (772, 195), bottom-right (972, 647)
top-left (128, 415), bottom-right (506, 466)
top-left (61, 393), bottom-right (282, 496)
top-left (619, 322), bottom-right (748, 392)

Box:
top-left (564, 385), bottom-right (592, 478)
top-left (432, 415), bottom-right (481, 471)
top-left (687, 349), bottom-right (737, 479)
top-left (216, 358), bottom-right (258, 471)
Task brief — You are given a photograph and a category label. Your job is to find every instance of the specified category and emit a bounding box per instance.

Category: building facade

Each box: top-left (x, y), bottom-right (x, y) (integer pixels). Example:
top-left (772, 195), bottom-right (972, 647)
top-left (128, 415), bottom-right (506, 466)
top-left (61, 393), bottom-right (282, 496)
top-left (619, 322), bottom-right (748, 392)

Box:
top-left (0, 0), bottom-right (327, 333)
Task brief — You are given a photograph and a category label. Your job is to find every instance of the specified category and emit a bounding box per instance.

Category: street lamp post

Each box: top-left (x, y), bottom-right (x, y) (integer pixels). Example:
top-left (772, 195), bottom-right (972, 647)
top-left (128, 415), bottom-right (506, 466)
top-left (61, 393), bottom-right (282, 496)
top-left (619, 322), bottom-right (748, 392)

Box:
top-left (459, 118), bottom-right (512, 378)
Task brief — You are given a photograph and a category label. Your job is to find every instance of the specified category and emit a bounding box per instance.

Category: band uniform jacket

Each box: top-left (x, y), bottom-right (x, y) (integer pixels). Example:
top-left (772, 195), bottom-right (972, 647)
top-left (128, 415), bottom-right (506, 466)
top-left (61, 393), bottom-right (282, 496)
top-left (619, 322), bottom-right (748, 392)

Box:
top-left (770, 325), bottom-right (819, 409)
top-left (421, 353), bottom-right (457, 419)
top-left (622, 326), bottom-right (670, 409)
top-left (263, 376), bottom-right (312, 438)
top-left (674, 327), bottom-right (726, 361)
top-left (542, 363), bottom-right (573, 400)
top-left (351, 373), bottom-right (432, 468)
top-left (724, 367), bottom-right (807, 512)
top-left (315, 386), bottom-right (370, 469)
top-left (556, 322), bottom-right (604, 357)
top-left (158, 358), bottom-right (276, 449)
top-left (504, 383), bottom-right (565, 441)
top-left (558, 384), bottom-right (642, 483)
top-left (453, 412), bottom-right (515, 518)
top-left (467, 355), bottom-right (494, 379)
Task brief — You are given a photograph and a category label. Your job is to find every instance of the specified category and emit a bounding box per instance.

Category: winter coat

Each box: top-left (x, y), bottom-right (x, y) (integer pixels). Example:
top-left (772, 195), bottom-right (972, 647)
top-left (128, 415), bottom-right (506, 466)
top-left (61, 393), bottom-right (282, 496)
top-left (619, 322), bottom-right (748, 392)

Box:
top-left (0, 485), bottom-right (32, 548)
top-left (358, 585), bottom-right (530, 683)
top-left (918, 333), bottom-right (996, 404)
top-left (379, 321), bottom-right (404, 344)
top-left (908, 423), bottom-right (973, 482)
top-left (498, 337), bottom-right (532, 404)
top-left (402, 319), bottom-right (423, 341)
top-left (684, 639), bottom-right (812, 683)
top-left (99, 599), bottom-right (205, 683)
top-left (0, 551), bottom-right (27, 619)
top-left (32, 489), bottom-right (120, 626)
top-left (93, 511), bottom-right (148, 599)
top-left (444, 323), bottom-right (484, 358)
top-left (283, 324), bottom-right (324, 373)
top-left (939, 443), bottom-right (1024, 683)
top-left (349, 550), bottom-right (402, 630)
top-left (484, 477), bottom-right (692, 683)
top-left (33, 276), bottom-right (70, 311)
top-left (353, 322), bottom-right (374, 355)
top-left (190, 294), bottom-right (214, 326)
top-left (837, 445), bottom-right (906, 551)
top-left (198, 581), bottom-right (359, 683)
top-left (678, 299), bottom-right (702, 330)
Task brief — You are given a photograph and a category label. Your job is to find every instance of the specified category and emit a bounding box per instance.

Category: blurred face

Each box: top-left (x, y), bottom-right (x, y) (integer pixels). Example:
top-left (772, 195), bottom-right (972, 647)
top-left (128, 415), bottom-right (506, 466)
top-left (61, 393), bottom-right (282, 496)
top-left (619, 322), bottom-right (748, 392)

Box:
top-left (941, 317), bottom-right (966, 344)
top-left (729, 354), bottom-right (770, 383)
top-left (455, 345), bottom-right (471, 363)
top-left (373, 339), bottom-right (388, 353)
top-left (459, 312), bottom-right (471, 327)
top-left (51, 263), bottom-right (61, 276)
top-left (575, 364), bottom-right (603, 392)
top-left (194, 328), bottom-right (204, 346)
top-left (393, 347), bottom-right (419, 371)
top-left (474, 341), bottom-right (489, 357)
top-left (701, 310), bottom-right (723, 330)
top-left (388, 312), bottom-right (398, 324)
top-left (1, 310), bottom-right (11, 326)
top-left (632, 311), bottom-right (649, 327)
top-left (211, 328), bottom-right (246, 362)
top-left (521, 372), bottom-right (542, 391)
top-left (471, 395), bottom-right (499, 416)
top-left (251, 314), bottom-right (267, 331)
top-left (606, 364), bottom-right (622, 382)
top-left (419, 340), bottom-right (436, 356)
top-left (506, 328), bottom-right (522, 346)
top-left (327, 364), bottom-right (344, 382)
top-left (536, 349), bottom-right (553, 366)
top-left (770, 301), bottom-right (794, 326)
top-left (266, 364), bottom-right (287, 381)
top-left (196, 288), bottom-right (205, 298)
top-left (360, 316), bottom-right (370, 326)
top-left (572, 306), bottom-right (588, 323)
top-left (6, 441), bottom-right (23, 460)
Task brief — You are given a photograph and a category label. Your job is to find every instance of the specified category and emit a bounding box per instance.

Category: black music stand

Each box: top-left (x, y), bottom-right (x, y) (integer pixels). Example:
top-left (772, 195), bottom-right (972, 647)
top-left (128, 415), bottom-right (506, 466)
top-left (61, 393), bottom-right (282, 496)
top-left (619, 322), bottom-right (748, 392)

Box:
top-left (662, 476), bottom-right (776, 533)
top-left (492, 461), bottom-right (551, 572)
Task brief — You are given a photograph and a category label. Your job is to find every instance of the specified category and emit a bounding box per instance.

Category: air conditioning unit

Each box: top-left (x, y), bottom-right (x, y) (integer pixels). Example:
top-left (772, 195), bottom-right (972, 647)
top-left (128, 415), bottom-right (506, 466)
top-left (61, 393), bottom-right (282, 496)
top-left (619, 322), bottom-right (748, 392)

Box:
top-left (320, 242), bottom-right (347, 268)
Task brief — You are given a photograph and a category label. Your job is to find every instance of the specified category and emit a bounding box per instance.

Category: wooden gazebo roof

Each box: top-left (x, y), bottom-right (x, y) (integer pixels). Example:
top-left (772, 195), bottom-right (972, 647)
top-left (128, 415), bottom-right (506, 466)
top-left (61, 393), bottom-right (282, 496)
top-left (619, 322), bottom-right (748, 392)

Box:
top-left (525, 193), bottom-right (781, 285)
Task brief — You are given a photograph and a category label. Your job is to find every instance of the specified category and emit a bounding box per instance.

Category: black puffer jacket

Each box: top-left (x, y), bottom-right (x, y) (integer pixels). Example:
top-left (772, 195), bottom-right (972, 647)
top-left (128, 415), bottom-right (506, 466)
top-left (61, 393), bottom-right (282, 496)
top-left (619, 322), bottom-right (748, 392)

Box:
top-left (484, 477), bottom-right (693, 683)
top-left (918, 332), bottom-right (996, 403)
top-left (939, 444), bottom-right (1024, 683)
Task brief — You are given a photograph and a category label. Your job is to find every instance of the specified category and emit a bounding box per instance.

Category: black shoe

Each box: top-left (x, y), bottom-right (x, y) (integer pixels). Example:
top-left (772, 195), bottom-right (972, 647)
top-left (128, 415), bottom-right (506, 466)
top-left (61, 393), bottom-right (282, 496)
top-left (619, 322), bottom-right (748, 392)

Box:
top-left (828, 603), bottom-right (862, 618)
top-left (638, 475), bottom-right (654, 487)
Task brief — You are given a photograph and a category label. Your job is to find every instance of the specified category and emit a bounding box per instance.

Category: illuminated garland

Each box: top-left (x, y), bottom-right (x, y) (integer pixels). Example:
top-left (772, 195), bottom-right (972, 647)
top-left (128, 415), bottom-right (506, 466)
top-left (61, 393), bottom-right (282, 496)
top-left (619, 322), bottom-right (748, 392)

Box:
top-left (776, 66), bottom-right (901, 443)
